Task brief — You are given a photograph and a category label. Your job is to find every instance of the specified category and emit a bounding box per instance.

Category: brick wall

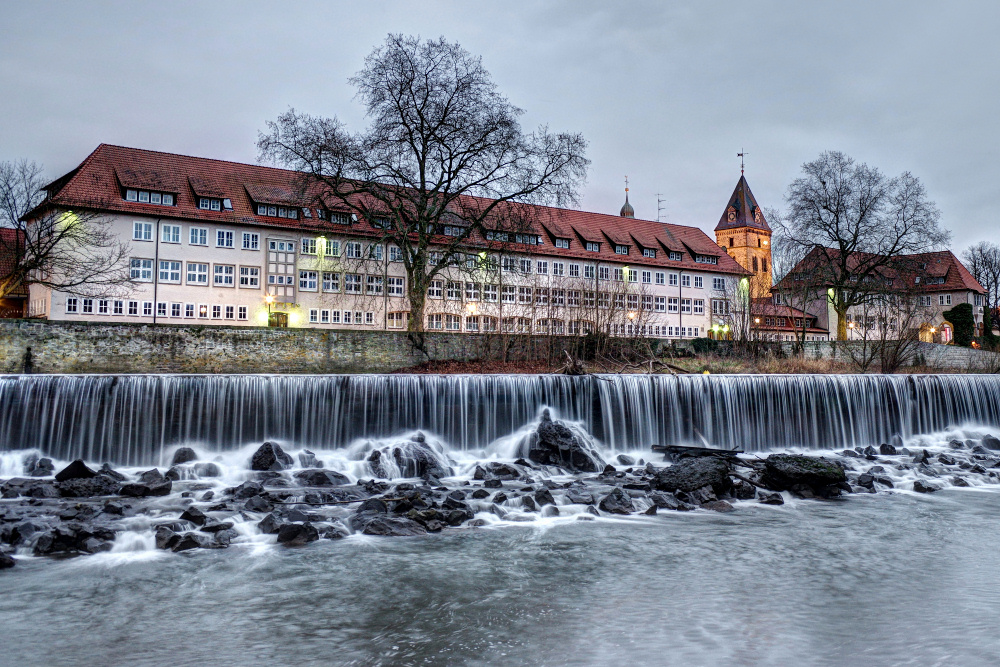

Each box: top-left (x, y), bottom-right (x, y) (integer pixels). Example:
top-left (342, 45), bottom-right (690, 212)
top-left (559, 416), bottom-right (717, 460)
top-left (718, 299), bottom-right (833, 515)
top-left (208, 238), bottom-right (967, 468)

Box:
top-left (0, 320), bottom-right (575, 374)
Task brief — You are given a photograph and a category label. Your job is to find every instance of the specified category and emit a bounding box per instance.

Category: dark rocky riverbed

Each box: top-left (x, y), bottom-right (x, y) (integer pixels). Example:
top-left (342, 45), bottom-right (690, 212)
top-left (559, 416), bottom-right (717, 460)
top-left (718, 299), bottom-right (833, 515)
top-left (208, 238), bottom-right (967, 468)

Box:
top-left (4, 413), bottom-right (1000, 569)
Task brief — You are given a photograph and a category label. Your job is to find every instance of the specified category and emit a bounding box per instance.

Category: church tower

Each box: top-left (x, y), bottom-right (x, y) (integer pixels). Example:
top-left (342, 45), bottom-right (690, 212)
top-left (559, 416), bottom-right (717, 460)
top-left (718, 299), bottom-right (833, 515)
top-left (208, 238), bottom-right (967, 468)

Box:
top-left (714, 175), bottom-right (772, 292)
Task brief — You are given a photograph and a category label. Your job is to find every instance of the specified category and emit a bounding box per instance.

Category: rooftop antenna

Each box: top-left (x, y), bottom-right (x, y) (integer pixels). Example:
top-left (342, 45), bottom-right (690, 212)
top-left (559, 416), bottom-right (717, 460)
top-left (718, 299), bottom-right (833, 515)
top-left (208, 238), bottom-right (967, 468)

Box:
top-left (656, 193), bottom-right (666, 222)
top-left (738, 149), bottom-right (749, 175)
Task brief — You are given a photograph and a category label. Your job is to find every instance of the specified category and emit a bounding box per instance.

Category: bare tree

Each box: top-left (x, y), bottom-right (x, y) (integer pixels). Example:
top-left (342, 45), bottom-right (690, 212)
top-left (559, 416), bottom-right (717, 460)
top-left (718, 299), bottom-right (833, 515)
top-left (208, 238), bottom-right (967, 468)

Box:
top-left (963, 241), bottom-right (1000, 343)
top-left (780, 151), bottom-right (949, 340)
top-left (258, 35), bottom-right (589, 344)
top-left (0, 159), bottom-right (132, 303)
top-left (842, 277), bottom-right (933, 373)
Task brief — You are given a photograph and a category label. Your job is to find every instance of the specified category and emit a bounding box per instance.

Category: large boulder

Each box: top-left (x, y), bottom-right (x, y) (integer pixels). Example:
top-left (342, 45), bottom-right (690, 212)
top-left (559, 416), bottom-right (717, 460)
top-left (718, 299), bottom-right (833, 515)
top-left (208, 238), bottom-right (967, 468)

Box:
top-left (250, 442), bottom-right (294, 472)
top-left (293, 469), bottom-right (351, 487)
top-left (54, 460), bottom-right (97, 482)
top-left (523, 409), bottom-right (606, 473)
top-left (653, 457), bottom-right (732, 495)
top-left (763, 454), bottom-right (847, 492)
top-left (0, 552), bottom-right (15, 569)
top-left (982, 435), bottom-right (1000, 451)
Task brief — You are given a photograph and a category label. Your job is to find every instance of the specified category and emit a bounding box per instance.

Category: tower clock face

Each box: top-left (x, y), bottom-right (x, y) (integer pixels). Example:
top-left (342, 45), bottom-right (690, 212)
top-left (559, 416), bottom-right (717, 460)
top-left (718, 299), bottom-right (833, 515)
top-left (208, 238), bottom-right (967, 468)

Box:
top-left (727, 207), bottom-right (736, 222)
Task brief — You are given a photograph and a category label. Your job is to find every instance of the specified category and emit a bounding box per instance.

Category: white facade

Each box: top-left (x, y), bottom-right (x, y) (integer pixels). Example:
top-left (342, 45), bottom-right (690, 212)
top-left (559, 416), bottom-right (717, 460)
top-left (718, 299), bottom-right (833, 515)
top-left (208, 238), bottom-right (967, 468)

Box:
top-left (29, 212), bottom-right (742, 339)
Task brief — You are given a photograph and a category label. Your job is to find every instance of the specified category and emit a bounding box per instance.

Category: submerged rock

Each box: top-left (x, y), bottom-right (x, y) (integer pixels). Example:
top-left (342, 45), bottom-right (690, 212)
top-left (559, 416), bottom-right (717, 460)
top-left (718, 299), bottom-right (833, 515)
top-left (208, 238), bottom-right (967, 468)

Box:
top-left (0, 552), bottom-right (15, 569)
top-left (367, 435), bottom-right (452, 480)
top-left (360, 517), bottom-right (427, 537)
top-left (193, 462), bottom-right (221, 478)
top-left (298, 450), bottom-right (320, 468)
top-left (250, 442), bottom-right (294, 472)
top-left (653, 457), bottom-right (732, 495)
top-left (293, 469), bottom-right (350, 487)
top-left (523, 409), bottom-right (606, 473)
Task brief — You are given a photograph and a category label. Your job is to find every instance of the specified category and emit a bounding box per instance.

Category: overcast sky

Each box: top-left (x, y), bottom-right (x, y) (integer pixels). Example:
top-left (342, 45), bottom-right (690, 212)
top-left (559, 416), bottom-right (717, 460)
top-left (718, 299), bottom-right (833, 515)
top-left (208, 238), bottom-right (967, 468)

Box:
top-left (1, 1), bottom-right (997, 251)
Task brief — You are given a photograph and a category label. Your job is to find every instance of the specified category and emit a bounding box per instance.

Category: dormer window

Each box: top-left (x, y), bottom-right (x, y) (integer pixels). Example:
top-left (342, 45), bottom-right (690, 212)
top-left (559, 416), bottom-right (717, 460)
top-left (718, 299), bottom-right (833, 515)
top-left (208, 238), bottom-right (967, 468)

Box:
top-left (125, 189), bottom-right (174, 206)
top-left (695, 255), bottom-right (718, 265)
top-left (199, 197), bottom-right (222, 211)
top-left (329, 211), bottom-right (350, 225)
top-left (669, 251), bottom-right (682, 261)
top-left (615, 244), bottom-right (629, 255)
top-left (555, 238), bottom-right (570, 249)
top-left (586, 242), bottom-right (600, 252)
top-left (373, 216), bottom-right (392, 230)
top-left (256, 204), bottom-right (298, 219)
top-left (515, 233), bottom-right (541, 245)
top-left (642, 248), bottom-right (656, 258)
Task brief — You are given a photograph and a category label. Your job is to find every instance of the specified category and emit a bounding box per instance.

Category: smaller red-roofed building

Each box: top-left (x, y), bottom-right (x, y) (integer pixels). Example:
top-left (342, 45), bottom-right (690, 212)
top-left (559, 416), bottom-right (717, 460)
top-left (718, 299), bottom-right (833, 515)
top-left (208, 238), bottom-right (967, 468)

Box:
top-left (774, 247), bottom-right (986, 343)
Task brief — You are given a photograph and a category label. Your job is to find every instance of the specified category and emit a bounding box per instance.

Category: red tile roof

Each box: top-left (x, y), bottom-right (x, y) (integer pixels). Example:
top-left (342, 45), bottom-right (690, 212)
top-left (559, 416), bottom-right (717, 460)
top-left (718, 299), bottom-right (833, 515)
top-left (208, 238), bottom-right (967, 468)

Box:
top-left (777, 246), bottom-right (985, 294)
top-left (33, 144), bottom-right (751, 276)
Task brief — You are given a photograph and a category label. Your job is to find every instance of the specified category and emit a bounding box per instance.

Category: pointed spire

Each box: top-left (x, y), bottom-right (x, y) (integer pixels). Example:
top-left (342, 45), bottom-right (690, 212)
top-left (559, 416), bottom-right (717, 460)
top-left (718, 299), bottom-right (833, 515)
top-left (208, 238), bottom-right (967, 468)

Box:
top-left (619, 176), bottom-right (635, 218)
top-left (715, 174), bottom-right (769, 232)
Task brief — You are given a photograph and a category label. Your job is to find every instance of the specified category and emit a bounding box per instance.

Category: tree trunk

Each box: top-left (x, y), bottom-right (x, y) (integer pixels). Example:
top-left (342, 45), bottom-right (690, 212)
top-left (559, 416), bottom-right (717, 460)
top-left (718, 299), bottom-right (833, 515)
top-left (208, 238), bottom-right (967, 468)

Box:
top-left (836, 305), bottom-right (848, 341)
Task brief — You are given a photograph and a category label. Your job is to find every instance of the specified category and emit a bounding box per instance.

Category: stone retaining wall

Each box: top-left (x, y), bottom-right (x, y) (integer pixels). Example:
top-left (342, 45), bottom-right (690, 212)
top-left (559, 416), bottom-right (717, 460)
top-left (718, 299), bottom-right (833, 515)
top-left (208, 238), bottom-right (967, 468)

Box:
top-left (784, 340), bottom-right (1000, 371)
top-left (0, 320), bottom-right (575, 374)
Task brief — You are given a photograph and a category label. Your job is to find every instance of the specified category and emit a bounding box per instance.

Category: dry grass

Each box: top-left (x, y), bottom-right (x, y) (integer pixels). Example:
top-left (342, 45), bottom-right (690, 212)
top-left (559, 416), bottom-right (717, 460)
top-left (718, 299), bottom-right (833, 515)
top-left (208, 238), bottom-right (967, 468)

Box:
top-left (392, 360), bottom-right (558, 374)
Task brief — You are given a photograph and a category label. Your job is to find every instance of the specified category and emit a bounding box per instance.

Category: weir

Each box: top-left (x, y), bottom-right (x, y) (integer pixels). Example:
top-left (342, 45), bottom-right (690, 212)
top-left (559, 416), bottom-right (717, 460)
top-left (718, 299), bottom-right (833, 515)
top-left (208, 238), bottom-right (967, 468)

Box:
top-left (1, 374), bottom-right (999, 465)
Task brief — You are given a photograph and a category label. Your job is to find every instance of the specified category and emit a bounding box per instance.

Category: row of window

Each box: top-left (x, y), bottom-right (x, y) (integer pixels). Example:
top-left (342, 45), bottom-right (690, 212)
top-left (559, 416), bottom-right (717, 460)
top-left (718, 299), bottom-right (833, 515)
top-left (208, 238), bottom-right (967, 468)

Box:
top-left (297, 271), bottom-right (405, 296)
top-left (129, 259), bottom-right (261, 288)
top-left (307, 309), bottom-right (376, 325)
top-left (133, 222), bottom-right (263, 251)
top-left (422, 314), bottom-right (703, 338)
top-left (65, 298), bottom-right (249, 320)
top-left (132, 222), bottom-right (730, 282)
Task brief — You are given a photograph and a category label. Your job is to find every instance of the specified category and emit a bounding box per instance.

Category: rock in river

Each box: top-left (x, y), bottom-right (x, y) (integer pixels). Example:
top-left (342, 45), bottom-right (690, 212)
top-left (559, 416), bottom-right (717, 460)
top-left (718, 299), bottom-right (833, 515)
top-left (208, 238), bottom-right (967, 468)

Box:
top-left (653, 457), bottom-right (732, 495)
top-left (523, 409), bottom-right (606, 473)
top-left (763, 454), bottom-right (846, 491)
top-left (250, 441), bottom-right (294, 472)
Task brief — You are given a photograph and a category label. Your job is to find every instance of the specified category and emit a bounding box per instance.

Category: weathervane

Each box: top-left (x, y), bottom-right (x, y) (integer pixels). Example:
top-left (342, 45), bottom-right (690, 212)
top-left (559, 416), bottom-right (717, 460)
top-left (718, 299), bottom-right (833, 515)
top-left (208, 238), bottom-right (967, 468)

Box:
top-left (625, 175), bottom-right (629, 193)
top-left (738, 149), bottom-right (748, 175)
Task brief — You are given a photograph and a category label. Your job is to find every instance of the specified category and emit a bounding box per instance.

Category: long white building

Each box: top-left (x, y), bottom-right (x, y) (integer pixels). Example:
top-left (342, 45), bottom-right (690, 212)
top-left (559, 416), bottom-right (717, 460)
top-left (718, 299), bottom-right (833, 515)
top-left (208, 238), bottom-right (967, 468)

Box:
top-left (25, 144), bottom-right (752, 338)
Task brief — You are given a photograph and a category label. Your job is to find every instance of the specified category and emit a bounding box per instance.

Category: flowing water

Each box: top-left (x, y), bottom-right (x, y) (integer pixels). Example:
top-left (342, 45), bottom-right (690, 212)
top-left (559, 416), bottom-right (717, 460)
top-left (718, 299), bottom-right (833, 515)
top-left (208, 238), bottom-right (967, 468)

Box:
top-left (2, 488), bottom-right (999, 666)
top-left (2, 373), bottom-right (1000, 666)
top-left (2, 374), bottom-right (1000, 464)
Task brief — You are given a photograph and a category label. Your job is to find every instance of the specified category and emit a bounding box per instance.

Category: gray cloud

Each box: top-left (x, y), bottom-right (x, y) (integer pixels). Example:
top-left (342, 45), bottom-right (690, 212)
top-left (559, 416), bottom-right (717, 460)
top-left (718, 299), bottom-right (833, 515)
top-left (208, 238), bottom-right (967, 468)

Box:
top-left (1, 0), bottom-right (997, 250)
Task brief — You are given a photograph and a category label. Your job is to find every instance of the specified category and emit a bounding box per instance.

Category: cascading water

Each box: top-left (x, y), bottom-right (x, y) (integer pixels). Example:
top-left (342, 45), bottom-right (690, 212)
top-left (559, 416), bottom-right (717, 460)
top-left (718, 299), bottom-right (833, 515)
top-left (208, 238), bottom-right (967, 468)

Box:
top-left (2, 373), bottom-right (1000, 465)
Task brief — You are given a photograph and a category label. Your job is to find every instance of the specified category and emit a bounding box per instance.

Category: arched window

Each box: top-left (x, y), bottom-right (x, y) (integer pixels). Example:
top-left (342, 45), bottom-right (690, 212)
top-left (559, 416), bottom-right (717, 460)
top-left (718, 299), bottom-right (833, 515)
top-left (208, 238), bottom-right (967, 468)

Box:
top-left (752, 256), bottom-right (759, 272)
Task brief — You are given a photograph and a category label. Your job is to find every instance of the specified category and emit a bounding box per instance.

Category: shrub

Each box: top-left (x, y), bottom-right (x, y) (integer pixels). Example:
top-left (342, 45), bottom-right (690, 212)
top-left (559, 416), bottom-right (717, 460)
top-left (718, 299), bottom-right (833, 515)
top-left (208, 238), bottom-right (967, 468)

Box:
top-left (690, 337), bottom-right (718, 355)
top-left (943, 303), bottom-right (975, 347)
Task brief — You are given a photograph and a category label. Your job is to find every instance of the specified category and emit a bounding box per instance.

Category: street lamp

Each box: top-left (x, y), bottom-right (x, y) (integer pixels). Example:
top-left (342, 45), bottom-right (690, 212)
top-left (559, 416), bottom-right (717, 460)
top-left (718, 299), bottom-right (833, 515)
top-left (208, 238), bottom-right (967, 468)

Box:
top-left (265, 294), bottom-right (275, 324)
top-left (627, 311), bottom-right (637, 320)
top-left (466, 302), bottom-right (478, 315)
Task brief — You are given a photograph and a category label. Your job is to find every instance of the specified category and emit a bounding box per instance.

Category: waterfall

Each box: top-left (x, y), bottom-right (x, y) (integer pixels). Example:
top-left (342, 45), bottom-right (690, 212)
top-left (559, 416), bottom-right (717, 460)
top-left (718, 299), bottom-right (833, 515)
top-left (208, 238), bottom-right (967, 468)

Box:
top-left (1, 374), bottom-right (999, 465)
